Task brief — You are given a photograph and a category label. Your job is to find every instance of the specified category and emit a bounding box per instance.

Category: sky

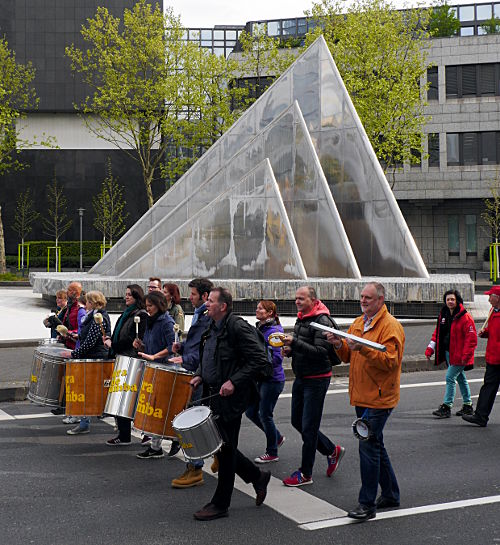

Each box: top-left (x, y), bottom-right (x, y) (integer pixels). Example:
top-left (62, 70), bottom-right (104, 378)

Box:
top-left (164, 0), bottom-right (493, 28)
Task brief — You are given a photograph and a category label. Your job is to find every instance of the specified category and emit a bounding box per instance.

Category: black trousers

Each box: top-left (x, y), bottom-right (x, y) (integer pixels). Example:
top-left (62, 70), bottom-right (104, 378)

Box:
top-left (211, 414), bottom-right (261, 509)
top-left (476, 364), bottom-right (500, 422)
top-left (117, 416), bottom-right (131, 442)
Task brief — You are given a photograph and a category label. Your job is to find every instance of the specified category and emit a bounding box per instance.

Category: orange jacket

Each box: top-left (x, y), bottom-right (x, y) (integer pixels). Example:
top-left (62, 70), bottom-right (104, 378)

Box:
top-left (336, 305), bottom-right (405, 409)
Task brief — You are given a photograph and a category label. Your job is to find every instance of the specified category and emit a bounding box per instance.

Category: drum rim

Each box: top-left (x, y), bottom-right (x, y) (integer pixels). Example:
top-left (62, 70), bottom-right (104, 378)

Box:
top-left (113, 355), bottom-right (147, 365)
top-left (172, 405), bottom-right (212, 430)
top-left (66, 358), bottom-right (115, 363)
top-left (144, 362), bottom-right (193, 375)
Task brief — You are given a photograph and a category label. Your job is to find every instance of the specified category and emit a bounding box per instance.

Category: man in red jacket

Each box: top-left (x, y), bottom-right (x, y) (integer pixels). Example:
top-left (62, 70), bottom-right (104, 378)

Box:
top-left (463, 286), bottom-right (500, 427)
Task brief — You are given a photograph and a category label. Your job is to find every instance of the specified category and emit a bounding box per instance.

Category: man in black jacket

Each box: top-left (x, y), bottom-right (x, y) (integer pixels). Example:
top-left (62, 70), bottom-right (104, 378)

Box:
top-left (281, 286), bottom-right (344, 487)
top-left (190, 287), bottom-right (272, 521)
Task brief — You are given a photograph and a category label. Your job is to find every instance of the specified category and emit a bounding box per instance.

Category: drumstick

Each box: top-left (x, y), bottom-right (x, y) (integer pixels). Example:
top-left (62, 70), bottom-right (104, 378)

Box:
top-left (134, 315), bottom-right (141, 338)
top-left (480, 307), bottom-right (494, 332)
top-left (56, 324), bottom-right (68, 337)
top-left (310, 322), bottom-right (387, 352)
top-left (94, 312), bottom-right (106, 336)
top-left (173, 324), bottom-right (180, 354)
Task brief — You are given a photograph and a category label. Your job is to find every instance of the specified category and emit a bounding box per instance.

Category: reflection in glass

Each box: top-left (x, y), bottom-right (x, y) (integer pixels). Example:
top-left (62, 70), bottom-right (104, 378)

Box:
top-left (459, 5), bottom-right (475, 21)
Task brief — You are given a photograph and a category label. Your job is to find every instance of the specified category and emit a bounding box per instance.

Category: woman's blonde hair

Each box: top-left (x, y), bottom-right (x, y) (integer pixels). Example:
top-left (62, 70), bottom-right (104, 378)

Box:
top-left (86, 290), bottom-right (107, 310)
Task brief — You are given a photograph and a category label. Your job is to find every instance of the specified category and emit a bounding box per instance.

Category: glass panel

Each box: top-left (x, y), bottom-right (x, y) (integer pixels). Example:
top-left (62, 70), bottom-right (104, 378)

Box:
top-left (481, 132), bottom-right (497, 164)
top-left (447, 133), bottom-right (460, 165)
top-left (476, 4), bottom-right (492, 19)
top-left (477, 26), bottom-right (488, 35)
top-left (466, 214), bottom-right (477, 254)
top-left (201, 40), bottom-right (212, 47)
top-left (428, 133), bottom-right (440, 167)
top-left (226, 30), bottom-right (237, 39)
top-left (459, 6), bottom-right (475, 21)
top-left (297, 18), bottom-right (307, 34)
top-left (448, 216), bottom-right (460, 255)
top-left (267, 21), bottom-right (281, 36)
top-left (479, 64), bottom-right (495, 95)
top-left (201, 29), bottom-right (212, 40)
top-left (213, 30), bottom-right (224, 39)
top-left (446, 66), bottom-right (458, 97)
top-left (463, 132), bottom-right (478, 165)
top-left (427, 66), bottom-right (438, 100)
top-left (282, 19), bottom-right (297, 35)
top-left (214, 47), bottom-right (225, 56)
top-left (495, 4), bottom-right (500, 17)
top-left (460, 26), bottom-right (475, 36)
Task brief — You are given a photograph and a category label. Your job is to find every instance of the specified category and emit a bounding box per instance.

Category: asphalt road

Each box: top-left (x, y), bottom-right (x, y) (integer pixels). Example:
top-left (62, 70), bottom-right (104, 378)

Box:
top-left (0, 368), bottom-right (499, 545)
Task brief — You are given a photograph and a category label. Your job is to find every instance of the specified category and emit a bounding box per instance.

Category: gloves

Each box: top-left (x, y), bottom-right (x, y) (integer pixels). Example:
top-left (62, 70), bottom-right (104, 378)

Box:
top-left (425, 346), bottom-right (434, 359)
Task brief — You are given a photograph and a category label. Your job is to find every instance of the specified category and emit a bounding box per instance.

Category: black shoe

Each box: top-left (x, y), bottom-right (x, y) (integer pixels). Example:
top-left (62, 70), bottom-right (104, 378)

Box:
top-left (347, 504), bottom-right (376, 521)
top-left (167, 441), bottom-right (181, 457)
top-left (51, 407), bottom-right (64, 415)
top-left (432, 404), bottom-right (451, 418)
top-left (254, 470), bottom-right (271, 506)
top-left (193, 503), bottom-right (229, 521)
top-left (462, 413), bottom-right (487, 427)
top-left (376, 496), bottom-right (400, 509)
top-left (456, 404), bottom-right (473, 416)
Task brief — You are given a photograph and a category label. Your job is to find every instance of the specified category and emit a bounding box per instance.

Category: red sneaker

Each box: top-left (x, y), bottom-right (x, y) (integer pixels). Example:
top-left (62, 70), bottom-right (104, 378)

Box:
top-left (254, 453), bottom-right (279, 464)
top-left (282, 470), bottom-right (313, 487)
top-left (327, 445), bottom-right (345, 477)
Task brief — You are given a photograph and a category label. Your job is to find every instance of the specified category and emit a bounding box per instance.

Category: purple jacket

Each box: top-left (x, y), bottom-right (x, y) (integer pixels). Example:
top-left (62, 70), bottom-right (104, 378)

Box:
top-left (257, 320), bottom-right (285, 382)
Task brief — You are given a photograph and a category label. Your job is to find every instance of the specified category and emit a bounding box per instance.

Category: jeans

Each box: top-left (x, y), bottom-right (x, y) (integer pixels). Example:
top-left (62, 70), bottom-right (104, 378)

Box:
top-left (476, 363), bottom-right (500, 422)
top-left (245, 380), bottom-right (284, 456)
top-left (443, 352), bottom-right (472, 406)
top-left (291, 376), bottom-right (336, 477)
top-left (355, 406), bottom-right (399, 509)
top-left (79, 417), bottom-right (90, 430)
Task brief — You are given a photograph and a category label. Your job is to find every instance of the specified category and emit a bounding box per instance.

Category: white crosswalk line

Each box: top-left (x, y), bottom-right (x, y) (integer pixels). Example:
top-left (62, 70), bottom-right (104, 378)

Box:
top-left (0, 409), bottom-right (15, 420)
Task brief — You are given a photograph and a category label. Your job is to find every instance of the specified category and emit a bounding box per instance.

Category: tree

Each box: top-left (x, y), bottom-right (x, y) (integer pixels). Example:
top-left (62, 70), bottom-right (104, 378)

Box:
top-left (429, 3), bottom-right (461, 37)
top-left (306, 0), bottom-right (431, 175)
top-left (66, 1), bottom-right (241, 208)
top-left (482, 174), bottom-right (500, 244)
top-left (42, 175), bottom-right (73, 269)
top-left (480, 16), bottom-right (500, 35)
top-left (93, 158), bottom-right (128, 250)
top-left (12, 188), bottom-right (40, 269)
top-left (0, 206), bottom-right (6, 274)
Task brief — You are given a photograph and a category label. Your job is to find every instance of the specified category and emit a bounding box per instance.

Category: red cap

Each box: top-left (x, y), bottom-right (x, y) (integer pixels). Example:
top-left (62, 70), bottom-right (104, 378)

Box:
top-left (484, 286), bottom-right (500, 296)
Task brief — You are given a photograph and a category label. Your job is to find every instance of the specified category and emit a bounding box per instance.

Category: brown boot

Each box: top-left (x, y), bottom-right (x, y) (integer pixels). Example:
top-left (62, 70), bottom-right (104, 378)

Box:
top-left (172, 464), bottom-right (204, 488)
top-left (211, 454), bottom-right (219, 474)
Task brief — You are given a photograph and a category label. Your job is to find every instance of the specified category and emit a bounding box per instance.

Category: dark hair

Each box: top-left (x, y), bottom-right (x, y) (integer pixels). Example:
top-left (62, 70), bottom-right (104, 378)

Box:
top-left (149, 276), bottom-right (162, 285)
top-left (162, 282), bottom-right (181, 305)
top-left (145, 291), bottom-right (168, 314)
top-left (443, 289), bottom-right (463, 306)
top-left (258, 300), bottom-right (281, 325)
top-left (127, 284), bottom-right (145, 309)
top-left (188, 278), bottom-right (214, 298)
top-left (211, 287), bottom-right (233, 313)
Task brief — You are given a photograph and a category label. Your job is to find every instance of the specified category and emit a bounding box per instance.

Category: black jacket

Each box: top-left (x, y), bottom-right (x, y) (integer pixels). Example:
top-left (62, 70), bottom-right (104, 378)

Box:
top-left (72, 309), bottom-right (111, 359)
top-left (110, 308), bottom-right (148, 357)
top-left (197, 312), bottom-right (269, 421)
top-left (291, 313), bottom-right (335, 378)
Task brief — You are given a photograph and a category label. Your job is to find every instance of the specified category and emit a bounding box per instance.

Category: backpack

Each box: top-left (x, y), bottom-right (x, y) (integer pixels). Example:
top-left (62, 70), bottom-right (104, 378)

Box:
top-left (313, 315), bottom-right (342, 367)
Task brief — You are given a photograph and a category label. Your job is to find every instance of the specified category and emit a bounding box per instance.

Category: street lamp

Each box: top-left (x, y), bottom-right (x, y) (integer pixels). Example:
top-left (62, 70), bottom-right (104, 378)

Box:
top-left (77, 208), bottom-right (85, 272)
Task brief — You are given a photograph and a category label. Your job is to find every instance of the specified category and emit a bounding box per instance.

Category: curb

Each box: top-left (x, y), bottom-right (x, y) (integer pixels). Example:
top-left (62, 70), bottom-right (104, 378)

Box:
top-left (0, 339), bottom-right (44, 348)
top-left (0, 382), bottom-right (29, 402)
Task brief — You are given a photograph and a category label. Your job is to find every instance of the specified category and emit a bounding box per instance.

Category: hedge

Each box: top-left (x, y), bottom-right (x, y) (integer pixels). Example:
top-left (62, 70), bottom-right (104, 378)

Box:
top-left (10, 240), bottom-right (106, 268)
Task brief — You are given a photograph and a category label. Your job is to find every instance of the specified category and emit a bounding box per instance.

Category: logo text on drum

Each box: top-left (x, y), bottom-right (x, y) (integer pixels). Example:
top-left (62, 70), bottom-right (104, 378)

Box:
top-left (135, 381), bottom-right (163, 418)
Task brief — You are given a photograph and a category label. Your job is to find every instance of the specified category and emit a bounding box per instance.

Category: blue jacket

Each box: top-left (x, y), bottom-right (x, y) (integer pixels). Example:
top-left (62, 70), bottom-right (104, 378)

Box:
top-left (143, 312), bottom-right (175, 363)
top-left (179, 306), bottom-right (212, 372)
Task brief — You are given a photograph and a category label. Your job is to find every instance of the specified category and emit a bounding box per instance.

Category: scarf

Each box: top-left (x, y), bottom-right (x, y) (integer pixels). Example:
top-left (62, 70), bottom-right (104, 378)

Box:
top-left (112, 304), bottom-right (137, 344)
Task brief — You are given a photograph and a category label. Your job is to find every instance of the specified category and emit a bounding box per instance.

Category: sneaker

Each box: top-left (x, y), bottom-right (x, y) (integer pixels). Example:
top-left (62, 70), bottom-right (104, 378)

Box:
top-left (67, 425), bottom-right (89, 435)
top-left (166, 441), bottom-right (181, 458)
top-left (277, 435), bottom-right (286, 448)
top-left (327, 445), bottom-right (345, 477)
top-left (51, 407), bottom-right (64, 415)
top-left (136, 447), bottom-right (164, 459)
top-left (141, 435), bottom-right (151, 445)
top-left (282, 470), bottom-right (313, 487)
top-left (255, 453), bottom-right (279, 464)
top-left (456, 404), bottom-right (473, 416)
top-left (62, 416), bottom-right (80, 424)
top-left (171, 464), bottom-right (204, 488)
top-left (432, 404), bottom-right (451, 418)
top-left (106, 437), bottom-right (131, 446)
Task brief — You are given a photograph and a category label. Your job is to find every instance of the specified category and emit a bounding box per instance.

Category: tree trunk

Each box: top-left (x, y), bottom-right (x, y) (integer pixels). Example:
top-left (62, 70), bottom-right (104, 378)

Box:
top-left (21, 237), bottom-right (25, 269)
top-left (0, 206), bottom-right (7, 274)
top-left (144, 171), bottom-right (154, 209)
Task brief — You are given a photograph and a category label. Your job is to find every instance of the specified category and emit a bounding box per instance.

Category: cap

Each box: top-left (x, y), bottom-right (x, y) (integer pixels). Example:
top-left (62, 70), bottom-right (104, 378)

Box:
top-left (484, 286), bottom-right (500, 296)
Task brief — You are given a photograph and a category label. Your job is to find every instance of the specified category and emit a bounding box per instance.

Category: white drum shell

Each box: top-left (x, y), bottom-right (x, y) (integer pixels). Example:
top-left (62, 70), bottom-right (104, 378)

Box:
top-left (104, 355), bottom-right (146, 419)
top-left (28, 344), bottom-right (68, 407)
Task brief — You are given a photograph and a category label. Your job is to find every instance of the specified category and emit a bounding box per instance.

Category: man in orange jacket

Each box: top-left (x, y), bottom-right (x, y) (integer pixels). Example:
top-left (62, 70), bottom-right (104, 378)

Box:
top-left (326, 282), bottom-right (405, 521)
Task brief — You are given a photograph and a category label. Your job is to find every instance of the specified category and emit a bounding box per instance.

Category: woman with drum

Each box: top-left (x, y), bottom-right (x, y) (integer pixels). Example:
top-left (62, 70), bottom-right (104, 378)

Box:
top-left (133, 291), bottom-right (175, 459)
top-left (162, 282), bottom-right (185, 332)
top-left (245, 301), bottom-right (286, 463)
top-left (66, 291), bottom-right (112, 435)
top-left (105, 284), bottom-right (148, 446)
top-left (425, 289), bottom-right (477, 419)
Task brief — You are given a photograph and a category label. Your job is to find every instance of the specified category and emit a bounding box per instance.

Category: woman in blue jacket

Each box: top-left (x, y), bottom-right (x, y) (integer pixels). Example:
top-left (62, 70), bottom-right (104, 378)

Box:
top-left (246, 300), bottom-right (286, 463)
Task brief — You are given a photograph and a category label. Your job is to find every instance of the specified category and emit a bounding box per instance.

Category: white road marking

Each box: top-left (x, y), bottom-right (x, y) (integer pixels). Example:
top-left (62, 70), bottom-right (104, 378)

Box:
top-left (14, 412), bottom-right (56, 420)
top-left (0, 409), bottom-right (15, 420)
top-left (300, 494), bottom-right (500, 530)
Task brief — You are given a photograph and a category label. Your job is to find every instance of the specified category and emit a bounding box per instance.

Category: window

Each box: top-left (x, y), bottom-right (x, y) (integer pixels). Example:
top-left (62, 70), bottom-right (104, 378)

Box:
top-left (448, 216), bottom-right (460, 256)
top-left (463, 132), bottom-right (478, 165)
top-left (460, 26), bottom-right (475, 36)
top-left (481, 132), bottom-right (497, 164)
top-left (495, 3), bottom-right (500, 18)
top-left (447, 132), bottom-right (500, 165)
top-left (459, 5), bottom-right (475, 21)
top-left (479, 64), bottom-right (496, 95)
top-left (428, 133), bottom-right (440, 167)
top-left (427, 67), bottom-right (438, 100)
top-left (462, 65), bottom-right (477, 96)
top-left (282, 20), bottom-right (296, 35)
top-left (476, 4), bottom-right (492, 19)
top-left (201, 29), bottom-right (212, 40)
top-left (213, 30), bottom-right (224, 40)
top-left (466, 215), bottom-right (477, 255)
top-left (267, 21), bottom-right (281, 36)
top-left (445, 66), bottom-right (458, 97)
top-left (445, 64), bottom-right (500, 98)
top-left (447, 133), bottom-right (460, 165)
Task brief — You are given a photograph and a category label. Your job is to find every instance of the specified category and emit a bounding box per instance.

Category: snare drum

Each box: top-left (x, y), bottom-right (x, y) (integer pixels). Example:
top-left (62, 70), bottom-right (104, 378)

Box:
top-left (104, 355), bottom-right (146, 419)
top-left (133, 363), bottom-right (193, 439)
top-left (65, 359), bottom-right (114, 417)
top-left (172, 406), bottom-right (222, 460)
top-left (28, 342), bottom-right (68, 407)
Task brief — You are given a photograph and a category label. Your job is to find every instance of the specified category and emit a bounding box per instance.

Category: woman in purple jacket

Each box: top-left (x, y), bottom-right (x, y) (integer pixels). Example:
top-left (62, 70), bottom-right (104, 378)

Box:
top-left (246, 300), bottom-right (286, 463)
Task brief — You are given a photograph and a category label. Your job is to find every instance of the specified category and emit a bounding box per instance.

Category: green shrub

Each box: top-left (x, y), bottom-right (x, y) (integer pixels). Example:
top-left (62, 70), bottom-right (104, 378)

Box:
top-left (11, 240), bottom-right (105, 268)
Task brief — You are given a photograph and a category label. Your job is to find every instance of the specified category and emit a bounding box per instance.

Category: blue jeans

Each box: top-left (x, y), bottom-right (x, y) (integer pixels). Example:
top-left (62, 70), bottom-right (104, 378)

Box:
top-left (291, 376), bottom-right (336, 477)
top-left (79, 417), bottom-right (90, 430)
top-left (245, 380), bottom-right (284, 456)
top-left (443, 352), bottom-right (471, 406)
top-left (355, 406), bottom-right (399, 509)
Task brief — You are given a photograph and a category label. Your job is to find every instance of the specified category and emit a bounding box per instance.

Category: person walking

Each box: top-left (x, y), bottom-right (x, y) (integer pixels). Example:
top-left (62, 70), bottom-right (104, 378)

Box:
top-left (426, 290), bottom-right (477, 418)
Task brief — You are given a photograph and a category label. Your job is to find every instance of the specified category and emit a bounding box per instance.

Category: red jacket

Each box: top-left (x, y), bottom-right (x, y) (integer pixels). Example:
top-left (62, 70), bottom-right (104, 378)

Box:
top-left (430, 304), bottom-right (477, 366)
top-left (61, 300), bottom-right (79, 350)
top-left (481, 309), bottom-right (500, 365)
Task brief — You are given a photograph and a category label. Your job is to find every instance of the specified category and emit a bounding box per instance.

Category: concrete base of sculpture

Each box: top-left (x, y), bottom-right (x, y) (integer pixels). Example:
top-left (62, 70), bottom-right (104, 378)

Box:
top-left (30, 272), bottom-right (474, 304)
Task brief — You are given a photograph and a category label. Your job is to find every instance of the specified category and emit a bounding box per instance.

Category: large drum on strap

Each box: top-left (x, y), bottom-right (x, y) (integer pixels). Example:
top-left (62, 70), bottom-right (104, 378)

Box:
top-left (104, 355), bottom-right (146, 419)
top-left (172, 406), bottom-right (223, 460)
top-left (65, 359), bottom-right (114, 416)
top-left (28, 340), bottom-right (68, 407)
top-left (133, 363), bottom-right (193, 439)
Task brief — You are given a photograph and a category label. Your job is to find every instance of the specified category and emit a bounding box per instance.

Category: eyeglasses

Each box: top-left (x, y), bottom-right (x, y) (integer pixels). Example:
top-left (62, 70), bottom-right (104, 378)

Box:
top-left (148, 285), bottom-right (159, 291)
